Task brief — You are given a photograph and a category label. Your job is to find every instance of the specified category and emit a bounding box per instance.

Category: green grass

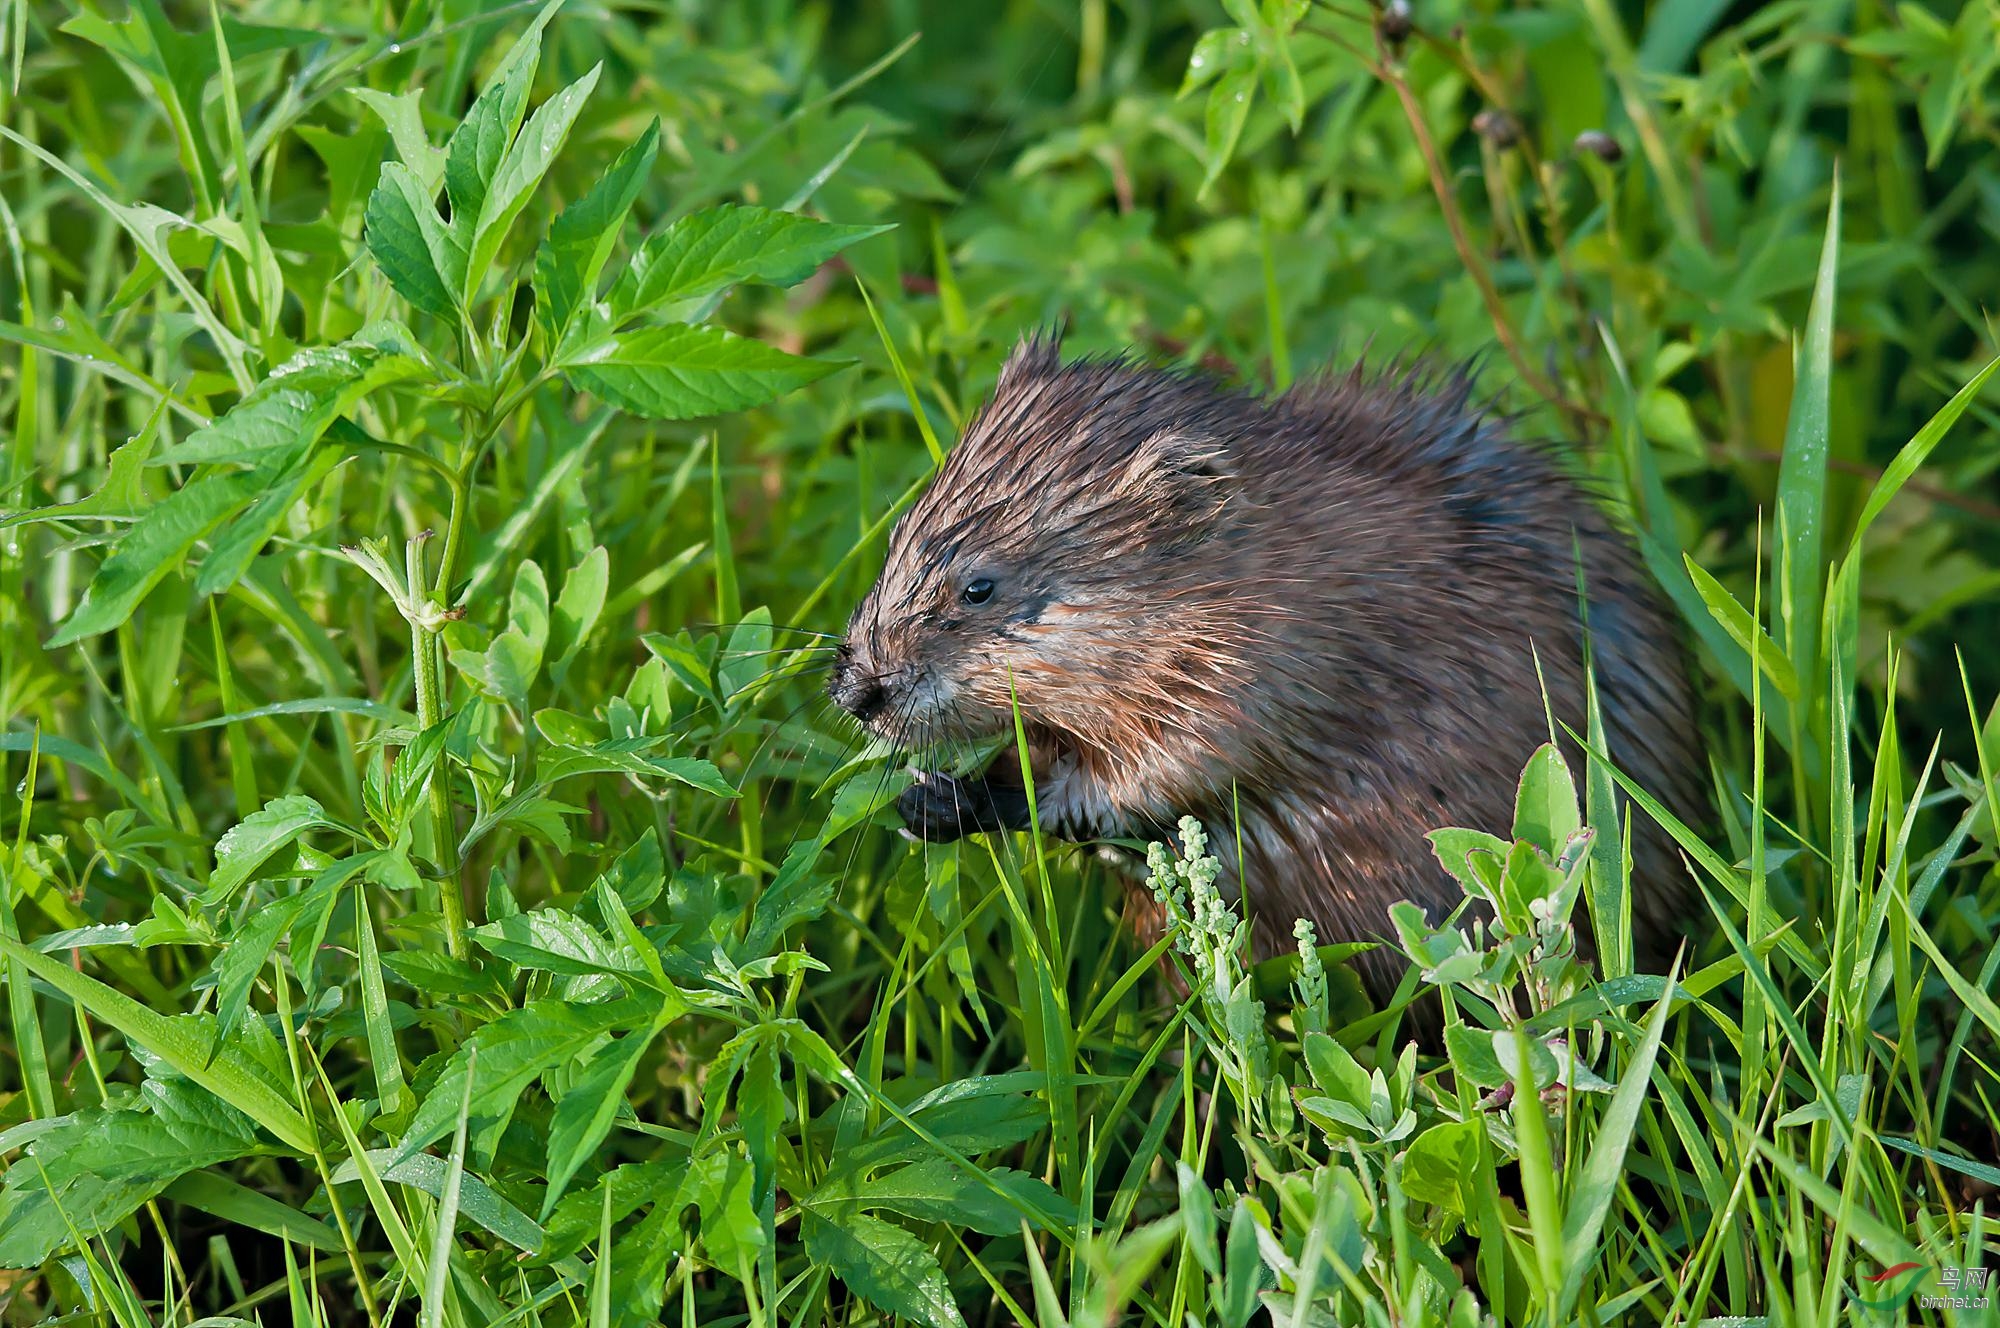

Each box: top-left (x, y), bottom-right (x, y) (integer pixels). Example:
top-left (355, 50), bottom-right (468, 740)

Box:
top-left (2, 1), bottom-right (1999, 1324)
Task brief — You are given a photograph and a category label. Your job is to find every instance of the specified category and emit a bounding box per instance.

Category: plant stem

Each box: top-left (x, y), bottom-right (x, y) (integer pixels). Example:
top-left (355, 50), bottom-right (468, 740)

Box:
top-left (408, 534), bottom-right (467, 961)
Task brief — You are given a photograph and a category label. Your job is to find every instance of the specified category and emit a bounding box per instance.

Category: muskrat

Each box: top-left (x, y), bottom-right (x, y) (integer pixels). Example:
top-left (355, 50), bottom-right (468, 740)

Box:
top-left (827, 337), bottom-right (1706, 1012)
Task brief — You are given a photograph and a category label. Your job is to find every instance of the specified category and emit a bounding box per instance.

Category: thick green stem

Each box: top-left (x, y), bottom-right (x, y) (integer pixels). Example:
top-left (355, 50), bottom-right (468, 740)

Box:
top-left (408, 535), bottom-right (467, 961)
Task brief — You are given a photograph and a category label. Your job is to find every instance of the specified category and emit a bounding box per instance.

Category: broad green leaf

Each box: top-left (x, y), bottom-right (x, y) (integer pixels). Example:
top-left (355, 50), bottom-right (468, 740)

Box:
top-left (1512, 744), bottom-right (1582, 855)
top-left (536, 121), bottom-right (660, 342)
top-left (0, 935), bottom-right (314, 1152)
top-left (353, 87), bottom-right (446, 189)
top-left (328, 1149), bottom-right (544, 1253)
top-left (391, 997), bottom-right (656, 1165)
top-left (195, 446), bottom-right (342, 595)
top-left (200, 794), bottom-right (335, 906)
top-left (807, 1158), bottom-right (1072, 1237)
top-left (536, 739), bottom-right (736, 797)
top-left (159, 341), bottom-right (426, 466)
top-left (609, 203), bottom-right (891, 318)
top-left (0, 1091), bottom-right (259, 1268)
top-left (542, 1030), bottom-right (650, 1217)
top-left (364, 162), bottom-right (463, 321)
top-left (801, 1210), bottom-right (967, 1328)
top-left (443, 27), bottom-right (542, 246)
top-left (564, 324), bottom-right (840, 420)
top-left (462, 63), bottom-right (603, 303)
top-left (550, 546), bottom-right (609, 677)
top-left (470, 909), bottom-right (640, 978)
top-left (48, 470), bottom-right (263, 646)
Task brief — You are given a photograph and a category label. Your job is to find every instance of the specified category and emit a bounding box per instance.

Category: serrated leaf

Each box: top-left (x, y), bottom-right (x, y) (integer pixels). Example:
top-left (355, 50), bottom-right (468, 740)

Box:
top-left (390, 997), bottom-right (657, 1166)
top-left (49, 471), bottom-right (264, 646)
top-left (564, 324), bottom-right (840, 420)
top-left (470, 909), bottom-right (639, 978)
top-left (536, 121), bottom-right (660, 342)
top-left (364, 161), bottom-right (462, 321)
top-left (210, 854), bottom-right (371, 1049)
top-left (0, 1095), bottom-right (261, 1268)
top-left (803, 1210), bottom-right (967, 1328)
top-left (807, 1158), bottom-right (1071, 1237)
top-left (196, 447), bottom-right (342, 595)
top-left (537, 739), bottom-right (736, 797)
top-left (462, 63), bottom-right (602, 303)
top-left (609, 203), bottom-right (891, 318)
top-left (160, 342), bottom-right (427, 466)
top-left (543, 1031), bottom-right (649, 1217)
top-left (444, 27), bottom-right (541, 248)
top-left (200, 794), bottom-right (334, 907)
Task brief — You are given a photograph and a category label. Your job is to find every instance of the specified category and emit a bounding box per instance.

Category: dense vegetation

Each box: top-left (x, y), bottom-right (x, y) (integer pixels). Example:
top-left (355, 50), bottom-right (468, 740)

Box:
top-left (2, 0), bottom-right (1998, 1323)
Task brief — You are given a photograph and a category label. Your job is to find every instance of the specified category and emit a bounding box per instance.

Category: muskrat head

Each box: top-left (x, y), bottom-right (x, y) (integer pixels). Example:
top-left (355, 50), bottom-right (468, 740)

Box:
top-left (828, 337), bottom-right (1242, 757)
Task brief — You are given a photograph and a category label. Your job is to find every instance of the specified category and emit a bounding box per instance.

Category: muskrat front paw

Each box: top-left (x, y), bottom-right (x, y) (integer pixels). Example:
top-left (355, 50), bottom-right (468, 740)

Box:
top-left (897, 770), bottom-right (980, 842)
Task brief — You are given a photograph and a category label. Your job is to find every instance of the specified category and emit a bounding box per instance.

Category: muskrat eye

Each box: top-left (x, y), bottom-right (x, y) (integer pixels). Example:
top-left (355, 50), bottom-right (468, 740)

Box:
top-left (962, 577), bottom-right (996, 606)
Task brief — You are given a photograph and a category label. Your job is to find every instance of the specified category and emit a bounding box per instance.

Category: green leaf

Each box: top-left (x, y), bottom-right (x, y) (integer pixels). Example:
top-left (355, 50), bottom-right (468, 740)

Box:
top-left (1683, 554), bottom-right (1799, 701)
top-left (462, 64), bottom-right (602, 303)
top-left (470, 910), bottom-right (639, 978)
top-left (802, 1210), bottom-right (968, 1328)
top-left (537, 121), bottom-right (660, 343)
top-left (364, 161), bottom-right (463, 321)
top-left (1771, 174), bottom-right (1839, 701)
top-left (542, 1030), bottom-right (649, 1217)
top-left (1511, 744), bottom-right (1582, 856)
top-left (807, 1159), bottom-right (1072, 1237)
top-left (210, 854), bottom-right (370, 1049)
top-left (161, 1171), bottom-right (342, 1253)
top-left (609, 203), bottom-right (891, 318)
top-left (328, 1150), bottom-right (545, 1253)
top-left (550, 546), bottom-right (608, 677)
top-left (391, 997), bottom-right (657, 1165)
top-left (0, 935), bottom-right (314, 1152)
top-left (48, 471), bottom-right (264, 646)
top-left (200, 794), bottom-right (335, 907)
top-left (536, 122), bottom-right (660, 344)
top-left (444, 26), bottom-right (542, 250)
top-left (0, 1092), bottom-right (260, 1268)
top-left (536, 739), bottom-right (736, 798)
top-left (564, 324), bottom-right (841, 420)
top-left (195, 447), bottom-right (342, 596)
top-left (352, 86), bottom-right (446, 190)
top-left (160, 340), bottom-right (426, 466)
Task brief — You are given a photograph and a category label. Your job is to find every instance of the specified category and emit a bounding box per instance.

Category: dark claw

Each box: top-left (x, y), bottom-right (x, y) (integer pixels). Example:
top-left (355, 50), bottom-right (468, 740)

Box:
top-left (896, 769), bottom-right (1031, 842)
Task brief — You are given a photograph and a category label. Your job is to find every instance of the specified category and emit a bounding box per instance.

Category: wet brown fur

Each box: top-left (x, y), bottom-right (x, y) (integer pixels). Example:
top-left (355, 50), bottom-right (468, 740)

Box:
top-left (832, 337), bottom-right (1707, 1007)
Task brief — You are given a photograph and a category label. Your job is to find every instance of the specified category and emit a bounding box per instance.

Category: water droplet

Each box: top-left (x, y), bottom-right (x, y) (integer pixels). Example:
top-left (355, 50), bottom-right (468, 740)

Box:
top-left (1190, 53), bottom-right (1206, 69)
top-left (51, 316), bottom-right (65, 330)
top-left (1235, 31), bottom-right (1250, 44)
top-left (1233, 92), bottom-right (1246, 102)
top-left (387, 42), bottom-right (402, 54)
top-left (81, 353), bottom-right (95, 362)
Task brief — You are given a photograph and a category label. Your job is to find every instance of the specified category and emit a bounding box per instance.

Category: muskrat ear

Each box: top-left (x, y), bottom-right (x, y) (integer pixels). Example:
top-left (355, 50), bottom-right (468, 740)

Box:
top-left (1119, 430), bottom-right (1233, 493)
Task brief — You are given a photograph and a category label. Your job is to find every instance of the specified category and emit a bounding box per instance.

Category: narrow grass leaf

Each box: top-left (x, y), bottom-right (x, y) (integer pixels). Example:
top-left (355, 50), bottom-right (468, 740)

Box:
top-left (0, 936), bottom-right (313, 1151)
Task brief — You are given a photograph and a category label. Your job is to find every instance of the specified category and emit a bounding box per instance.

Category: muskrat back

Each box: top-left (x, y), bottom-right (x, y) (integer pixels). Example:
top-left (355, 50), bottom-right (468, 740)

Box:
top-left (828, 337), bottom-right (1705, 1008)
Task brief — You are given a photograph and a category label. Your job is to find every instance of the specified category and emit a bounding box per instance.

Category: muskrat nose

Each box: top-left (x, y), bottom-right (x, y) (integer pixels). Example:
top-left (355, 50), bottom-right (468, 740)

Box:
top-left (829, 666), bottom-right (888, 722)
